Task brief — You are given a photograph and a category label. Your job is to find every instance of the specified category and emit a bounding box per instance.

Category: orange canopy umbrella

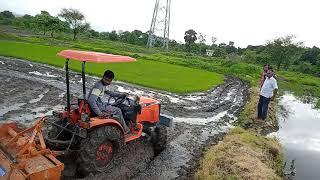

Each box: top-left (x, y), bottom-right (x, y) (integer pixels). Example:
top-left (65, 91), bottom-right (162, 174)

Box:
top-left (57, 50), bottom-right (136, 63)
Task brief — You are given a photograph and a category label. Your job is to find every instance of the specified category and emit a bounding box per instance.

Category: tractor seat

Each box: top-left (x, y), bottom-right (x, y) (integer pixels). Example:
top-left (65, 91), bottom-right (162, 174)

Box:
top-left (76, 97), bottom-right (98, 118)
top-left (84, 98), bottom-right (131, 122)
top-left (87, 103), bottom-right (121, 121)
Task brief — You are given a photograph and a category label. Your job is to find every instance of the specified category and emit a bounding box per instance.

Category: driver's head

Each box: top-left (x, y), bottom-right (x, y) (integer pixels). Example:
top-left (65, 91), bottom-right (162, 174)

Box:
top-left (102, 70), bottom-right (114, 85)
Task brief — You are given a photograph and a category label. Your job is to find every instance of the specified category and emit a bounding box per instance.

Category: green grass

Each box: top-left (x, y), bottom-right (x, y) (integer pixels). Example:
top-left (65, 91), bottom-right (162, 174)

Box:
top-left (278, 71), bottom-right (320, 107)
top-left (1, 29), bottom-right (320, 103)
top-left (0, 40), bottom-right (223, 93)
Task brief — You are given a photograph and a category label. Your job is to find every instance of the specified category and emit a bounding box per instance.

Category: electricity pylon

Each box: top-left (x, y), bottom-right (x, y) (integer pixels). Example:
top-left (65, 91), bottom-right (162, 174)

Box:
top-left (147, 0), bottom-right (171, 49)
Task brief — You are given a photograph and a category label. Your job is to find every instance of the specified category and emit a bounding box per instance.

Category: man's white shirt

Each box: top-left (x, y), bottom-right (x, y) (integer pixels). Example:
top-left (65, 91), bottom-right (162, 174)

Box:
top-left (260, 77), bottom-right (278, 98)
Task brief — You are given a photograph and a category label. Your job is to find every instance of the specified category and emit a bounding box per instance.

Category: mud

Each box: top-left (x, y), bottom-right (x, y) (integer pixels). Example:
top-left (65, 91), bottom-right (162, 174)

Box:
top-left (0, 56), bottom-right (249, 179)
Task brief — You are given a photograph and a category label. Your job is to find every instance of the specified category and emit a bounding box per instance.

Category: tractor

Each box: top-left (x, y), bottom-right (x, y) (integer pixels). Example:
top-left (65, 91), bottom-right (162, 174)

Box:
top-left (0, 50), bottom-right (172, 179)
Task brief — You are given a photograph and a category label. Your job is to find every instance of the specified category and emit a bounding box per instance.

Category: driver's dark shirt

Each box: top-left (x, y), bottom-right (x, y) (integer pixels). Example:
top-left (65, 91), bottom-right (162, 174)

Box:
top-left (87, 80), bottom-right (122, 116)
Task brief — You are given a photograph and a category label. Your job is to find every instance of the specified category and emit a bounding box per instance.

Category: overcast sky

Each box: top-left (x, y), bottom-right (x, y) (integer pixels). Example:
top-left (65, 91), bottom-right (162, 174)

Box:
top-left (1, 0), bottom-right (320, 48)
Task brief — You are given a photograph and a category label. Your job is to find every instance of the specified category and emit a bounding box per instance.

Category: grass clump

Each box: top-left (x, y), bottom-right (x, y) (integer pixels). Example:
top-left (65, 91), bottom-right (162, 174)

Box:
top-left (196, 88), bottom-right (283, 180)
top-left (196, 127), bottom-right (283, 180)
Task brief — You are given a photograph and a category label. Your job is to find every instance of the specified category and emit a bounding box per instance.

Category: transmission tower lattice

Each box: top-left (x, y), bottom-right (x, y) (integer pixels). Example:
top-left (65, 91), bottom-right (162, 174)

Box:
top-left (147, 0), bottom-right (171, 49)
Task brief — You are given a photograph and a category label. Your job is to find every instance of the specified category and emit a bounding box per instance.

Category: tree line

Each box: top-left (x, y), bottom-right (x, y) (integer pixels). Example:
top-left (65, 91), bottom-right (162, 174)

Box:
top-left (1, 9), bottom-right (320, 76)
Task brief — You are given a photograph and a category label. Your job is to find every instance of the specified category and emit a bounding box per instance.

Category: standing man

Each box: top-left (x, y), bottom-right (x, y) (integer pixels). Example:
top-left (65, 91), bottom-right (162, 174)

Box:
top-left (257, 69), bottom-right (278, 122)
top-left (87, 70), bottom-right (130, 134)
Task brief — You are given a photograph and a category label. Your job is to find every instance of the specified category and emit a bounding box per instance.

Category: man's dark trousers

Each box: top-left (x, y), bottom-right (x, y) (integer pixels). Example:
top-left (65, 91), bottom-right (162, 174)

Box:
top-left (257, 95), bottom-right (271, 120)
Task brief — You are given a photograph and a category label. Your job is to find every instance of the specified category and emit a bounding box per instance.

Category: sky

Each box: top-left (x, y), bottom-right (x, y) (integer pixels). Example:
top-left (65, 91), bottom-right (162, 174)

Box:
top-left (1, 0), bottom-right (320, 48)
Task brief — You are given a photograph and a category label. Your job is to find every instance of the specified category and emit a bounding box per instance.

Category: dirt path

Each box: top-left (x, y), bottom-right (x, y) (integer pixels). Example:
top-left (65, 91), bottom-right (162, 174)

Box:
top-left (0, 56), bottom-right (248, 179)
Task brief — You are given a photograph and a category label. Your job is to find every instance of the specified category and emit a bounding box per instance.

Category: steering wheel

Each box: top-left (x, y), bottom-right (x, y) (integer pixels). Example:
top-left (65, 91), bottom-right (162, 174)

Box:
top-left (107, 95), bottom-right (129, 106)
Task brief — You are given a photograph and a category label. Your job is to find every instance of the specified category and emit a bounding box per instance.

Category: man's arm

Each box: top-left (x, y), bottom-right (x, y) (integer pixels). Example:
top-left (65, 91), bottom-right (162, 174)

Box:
top-left (105, 90), bottom-right (126, 97)
top-left (271, 79), bottom-right (278, 100)
top-left (271, 88), bottom-right (278, 100)
top-left (88, 89), bottom-right (103, 116)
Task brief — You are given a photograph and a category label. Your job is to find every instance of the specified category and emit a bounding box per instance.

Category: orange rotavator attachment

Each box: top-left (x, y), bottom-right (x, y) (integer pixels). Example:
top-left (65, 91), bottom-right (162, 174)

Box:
top-left (0, 117), bottom-right (64, 180)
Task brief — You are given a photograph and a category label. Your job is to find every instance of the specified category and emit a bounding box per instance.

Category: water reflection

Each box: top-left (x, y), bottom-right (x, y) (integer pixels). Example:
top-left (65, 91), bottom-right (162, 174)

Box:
top-left (270, 93), bottom-right (320, 180)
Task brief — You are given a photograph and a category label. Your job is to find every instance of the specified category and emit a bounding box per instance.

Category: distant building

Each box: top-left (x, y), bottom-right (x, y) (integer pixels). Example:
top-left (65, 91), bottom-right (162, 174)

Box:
top-left (206, 49), bottom-right (214, 57)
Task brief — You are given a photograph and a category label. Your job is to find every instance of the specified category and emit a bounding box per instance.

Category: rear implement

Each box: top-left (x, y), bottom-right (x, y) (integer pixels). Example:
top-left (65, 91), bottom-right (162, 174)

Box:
top-left (0, 117), bottom-right (64, 180)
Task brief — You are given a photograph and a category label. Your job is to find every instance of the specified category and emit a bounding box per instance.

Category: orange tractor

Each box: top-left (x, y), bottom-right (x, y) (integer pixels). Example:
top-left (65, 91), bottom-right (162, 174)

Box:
top-left (0, 50), bottom-right (172, 179)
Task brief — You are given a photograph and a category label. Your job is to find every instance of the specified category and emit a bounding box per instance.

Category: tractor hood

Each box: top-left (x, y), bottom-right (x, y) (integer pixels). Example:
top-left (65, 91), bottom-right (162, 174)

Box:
top-left (139, 96), bottom-right (159, 106)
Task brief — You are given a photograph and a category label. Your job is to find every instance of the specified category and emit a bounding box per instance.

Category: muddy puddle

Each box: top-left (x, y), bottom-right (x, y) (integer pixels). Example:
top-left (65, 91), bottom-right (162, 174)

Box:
top-left (0, 56), bottom-right (248, 179)
top-left (269, 93), bottom-right (320, 180)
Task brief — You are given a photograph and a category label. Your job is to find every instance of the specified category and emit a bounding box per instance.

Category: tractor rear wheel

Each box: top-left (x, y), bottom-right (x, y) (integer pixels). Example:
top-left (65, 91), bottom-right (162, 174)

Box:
top-left (77, 126), bottom-right (124, 176)
top-left (152, 125), bottom-right (167, 155)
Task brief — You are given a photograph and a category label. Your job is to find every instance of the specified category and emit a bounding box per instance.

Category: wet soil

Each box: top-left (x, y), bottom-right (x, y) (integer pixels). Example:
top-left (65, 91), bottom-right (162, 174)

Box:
top-left (0, 56), bottom-right (248, 179)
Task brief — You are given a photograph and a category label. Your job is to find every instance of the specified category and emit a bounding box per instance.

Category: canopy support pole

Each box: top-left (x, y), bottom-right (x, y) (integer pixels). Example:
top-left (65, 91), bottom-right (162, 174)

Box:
top-left (82, 61), bottom-right (86, 99)
top-left (65, 59), bottom-right (70, 120)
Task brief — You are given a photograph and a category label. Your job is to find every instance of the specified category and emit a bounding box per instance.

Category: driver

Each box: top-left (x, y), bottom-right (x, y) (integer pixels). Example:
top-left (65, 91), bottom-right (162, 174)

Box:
top-left (87, 70), bottom-right (130, 134)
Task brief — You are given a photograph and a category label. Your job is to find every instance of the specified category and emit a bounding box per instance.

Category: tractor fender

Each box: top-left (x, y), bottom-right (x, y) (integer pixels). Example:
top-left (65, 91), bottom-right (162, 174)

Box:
top-left (89, 117), bottom-right (125, 134)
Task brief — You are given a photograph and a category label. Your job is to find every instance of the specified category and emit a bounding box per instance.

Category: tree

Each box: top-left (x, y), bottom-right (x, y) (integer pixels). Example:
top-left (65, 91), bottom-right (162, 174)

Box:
top-left (169, 39), bottom-right (178, 48)
top-left (109, 30), bottom-right (118, 41)
top-left (21, 14), bottom-right (34, 28)
top-left (299, 46), bottom-right (320, 65)
top-left (243, 49), bottom-right (257, 62)
top-left (197, 33), bottom-right (206, 55)
top-left (0, 11), bottom-right (14, 18)
top-left (34, 11), bottom-right (53, 35)
top-left (226, 41), bottom-right (237, 54)
top-left (213, 47), bottom-right (227, 58)
top-left (58, 8), bottom-right (90, 40)
top-left (198, 33), bottom-right (206, 44)
top-left (140, 32), bottom-right (149, 46)
top-left (99, 32), bottom-right (110, 40)
top-left (49, 17), bottom-right (69, 38)
top-left (129, 33), bottom-right (139, 44)
top-left (184, 29), bottom-right (197, 53)
top-left (22, 14), bottom-right (32, 19)
top-left (218, 43), bottom-right (226, 48)
top-left (131, 30), bottom-right (143, 45)
top-left (87, 29), bottom-right (100, 38)
top-left (119, 31), bottom-right (130, 42)
top-left (316, 54), bottom-right (320, 67)
top-left (211, 36), bottom-right (217, 46)
top-left (264, 35), bottom-right (303, 70)
top-left (132, 30), bottom-right (143, 38)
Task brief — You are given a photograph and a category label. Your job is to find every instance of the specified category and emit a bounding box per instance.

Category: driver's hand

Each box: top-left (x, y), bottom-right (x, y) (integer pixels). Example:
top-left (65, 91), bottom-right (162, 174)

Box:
top-left (98, 112), bottom-right (111, 119)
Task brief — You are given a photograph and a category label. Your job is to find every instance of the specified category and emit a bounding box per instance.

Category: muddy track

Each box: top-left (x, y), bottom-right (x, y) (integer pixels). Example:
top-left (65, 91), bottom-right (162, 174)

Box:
top-left (0, 56), bottom-right (248, 179)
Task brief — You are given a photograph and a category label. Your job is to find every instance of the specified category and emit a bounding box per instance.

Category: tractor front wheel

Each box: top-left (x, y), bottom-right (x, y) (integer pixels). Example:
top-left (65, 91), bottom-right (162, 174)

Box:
top-left (77, 126), bottom-right (124, 176)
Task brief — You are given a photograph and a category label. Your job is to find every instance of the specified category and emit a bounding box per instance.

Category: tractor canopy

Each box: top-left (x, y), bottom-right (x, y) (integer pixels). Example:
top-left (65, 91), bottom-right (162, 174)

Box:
top-left (57, 50), bottom-right (136, 63)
